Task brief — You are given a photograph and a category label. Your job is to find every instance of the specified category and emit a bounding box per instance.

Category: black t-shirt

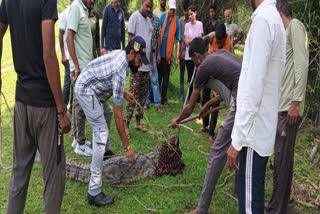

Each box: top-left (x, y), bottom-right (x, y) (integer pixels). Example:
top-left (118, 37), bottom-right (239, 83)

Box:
top-left (195, 49), bottom-right (241, 101)
top-left (205, 22), bottom-right (217, 35)
top-left (0, 0), bottom-right (58, 107)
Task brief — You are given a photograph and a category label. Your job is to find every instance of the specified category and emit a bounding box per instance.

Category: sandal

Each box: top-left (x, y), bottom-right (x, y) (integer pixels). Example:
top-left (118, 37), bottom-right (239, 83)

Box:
top-left (199, 127), bottom-right (208, 133)
top-left (135, 124), bottom-right (148, 132)
top-left (156, 107), bottom-right (164, 113)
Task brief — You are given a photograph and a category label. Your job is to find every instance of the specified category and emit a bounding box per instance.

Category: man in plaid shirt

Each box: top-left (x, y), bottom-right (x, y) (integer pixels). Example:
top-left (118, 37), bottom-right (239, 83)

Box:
top-left (75, 36), bottom-right (149, 207)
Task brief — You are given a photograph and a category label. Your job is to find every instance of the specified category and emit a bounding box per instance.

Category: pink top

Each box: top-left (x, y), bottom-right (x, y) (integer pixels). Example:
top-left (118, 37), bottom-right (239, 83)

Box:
top-left (184, 21), bottom-right (203, 60)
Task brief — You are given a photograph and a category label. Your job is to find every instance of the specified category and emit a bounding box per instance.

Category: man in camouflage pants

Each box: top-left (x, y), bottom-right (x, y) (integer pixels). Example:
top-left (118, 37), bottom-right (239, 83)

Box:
top-left (125, 0), bottom-right (153, 136)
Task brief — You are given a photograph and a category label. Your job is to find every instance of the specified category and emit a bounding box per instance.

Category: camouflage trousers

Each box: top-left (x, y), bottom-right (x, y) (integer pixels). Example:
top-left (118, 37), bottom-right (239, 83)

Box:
top-left (71, 71), bottom-right (87, 145)
top-left (126, 71), bottom-right (150, 126)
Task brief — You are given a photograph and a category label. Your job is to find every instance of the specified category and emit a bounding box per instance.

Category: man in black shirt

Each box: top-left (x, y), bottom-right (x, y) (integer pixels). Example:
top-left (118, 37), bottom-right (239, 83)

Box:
top-left (0, 0), bottom-right (71, 213)
top-left (205, 4), bottom-right (218, 35)
top-left (170, 37), bottom-right (241, 214)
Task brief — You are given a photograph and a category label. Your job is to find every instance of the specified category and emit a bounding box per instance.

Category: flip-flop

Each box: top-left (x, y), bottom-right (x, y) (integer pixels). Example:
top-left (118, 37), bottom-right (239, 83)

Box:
top-left (135, 125), bottom-right (148, 132)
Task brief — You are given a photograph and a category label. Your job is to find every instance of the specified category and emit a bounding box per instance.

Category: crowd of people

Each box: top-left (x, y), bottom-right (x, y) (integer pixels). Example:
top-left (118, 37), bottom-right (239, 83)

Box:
top-left (0, 0), bottom-right (309, 213)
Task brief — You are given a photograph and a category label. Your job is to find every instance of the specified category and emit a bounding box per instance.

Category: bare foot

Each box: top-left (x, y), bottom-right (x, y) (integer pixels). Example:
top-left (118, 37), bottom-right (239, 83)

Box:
top-left (135, 124), bottom-right (148, 132)
top-left (186, 208), bottom-right (200, 214)
top-left (199, 127), bottom-right (208, 133)
top-left (208, 135), bottom-right (215, 144)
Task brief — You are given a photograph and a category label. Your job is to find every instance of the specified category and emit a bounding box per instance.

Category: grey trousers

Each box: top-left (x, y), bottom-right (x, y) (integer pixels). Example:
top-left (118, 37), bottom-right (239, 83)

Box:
top-left (267, 112), bottom-right (301, 214)
top-left (76, 93), bottom-right (112, 196)
top-left (198, 111), bottom-right (235, 214)
top-left (7, 101), bottom-right (65, 214)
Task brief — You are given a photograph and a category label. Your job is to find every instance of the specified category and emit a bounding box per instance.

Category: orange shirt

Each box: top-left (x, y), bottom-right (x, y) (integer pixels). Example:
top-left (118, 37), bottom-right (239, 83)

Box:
top-left (208, 34), bottom-right (232, 54)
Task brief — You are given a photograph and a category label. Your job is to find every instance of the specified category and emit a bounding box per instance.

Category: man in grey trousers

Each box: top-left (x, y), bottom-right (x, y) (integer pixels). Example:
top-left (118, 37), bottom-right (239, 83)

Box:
top-left (267, 1), bottom-right (309, 213)
top-left (170, 37), bottom-right (241, 214)
top-left (0, 0), bottom-right (71, 213)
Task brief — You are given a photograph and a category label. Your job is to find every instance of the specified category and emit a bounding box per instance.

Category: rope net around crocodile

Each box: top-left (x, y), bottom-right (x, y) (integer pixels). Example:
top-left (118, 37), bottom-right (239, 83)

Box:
top-left (66, 135), bottom-right (185, 184)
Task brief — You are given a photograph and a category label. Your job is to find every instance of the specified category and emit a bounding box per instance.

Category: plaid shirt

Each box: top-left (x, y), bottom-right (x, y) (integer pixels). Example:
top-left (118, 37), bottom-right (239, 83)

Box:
top-left (151, 14), bottom-right (161, 52)
top-left (75, 50), bottom-right (128, 105)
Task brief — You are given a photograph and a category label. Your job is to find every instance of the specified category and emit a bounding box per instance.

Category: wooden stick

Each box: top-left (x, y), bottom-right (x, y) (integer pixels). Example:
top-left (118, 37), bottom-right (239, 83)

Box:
top-left (179, 105), bottom-right (227, 125)
top-left (178, 124), bottom-right (194, 132)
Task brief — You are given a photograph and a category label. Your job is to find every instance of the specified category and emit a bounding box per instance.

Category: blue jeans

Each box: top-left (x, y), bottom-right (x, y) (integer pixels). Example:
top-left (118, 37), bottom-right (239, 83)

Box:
top-left (145, 52), bottom-right (161, 108)
top-left (76, 92), bottom-right (112, 196)
top-left (62, 61), bottom-right (71, 107)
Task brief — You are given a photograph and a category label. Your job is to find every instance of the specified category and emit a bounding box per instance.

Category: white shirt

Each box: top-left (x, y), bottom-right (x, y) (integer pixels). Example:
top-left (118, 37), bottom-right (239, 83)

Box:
top-left (231, 0), bottom-right (286, 157)
top-left (59, 6), bottom-right (70, 59)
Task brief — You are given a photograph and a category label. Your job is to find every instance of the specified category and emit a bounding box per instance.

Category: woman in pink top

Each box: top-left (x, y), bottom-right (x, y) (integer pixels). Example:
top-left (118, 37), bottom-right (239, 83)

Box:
top-left (184, 6), bottom-right (203, 101)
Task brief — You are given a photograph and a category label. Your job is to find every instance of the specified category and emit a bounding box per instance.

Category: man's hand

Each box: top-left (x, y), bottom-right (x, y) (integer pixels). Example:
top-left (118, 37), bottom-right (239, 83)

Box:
top-left (124, 91), bottom-right (137, 104)
top-left (169, 118), bottom-right (179, 129)
top-left (287, 101), bottom-right (300, 126)
top-left (100, 48), bottom-right (107, 55)
top-left (125, 148), bottom-right (136, 163)
top-left (227, 145), bottom-right (239, 171)
top-left (157, 53), bottom-right (161, 65)
top-left (175, 57), bottom-right (179, 68)
top-left (72, 67), bottom-right (80, 81)
top-left (61, 54), bottom-right (68, 66)
top-left (57, 113), bottom-right (71, 134)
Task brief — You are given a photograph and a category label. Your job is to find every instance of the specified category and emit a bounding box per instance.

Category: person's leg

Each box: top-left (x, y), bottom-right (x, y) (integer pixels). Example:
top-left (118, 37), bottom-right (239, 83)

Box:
top-left (7, 102), bottom-right (37, 214)
top-left (125, 71), bottom-right (138, 132)
top-left (36, 106), bottom-right (65, 214)
top-left (208, 101), bottom-right (220, 138)
top-left (103, 101), bottom-right (113, 152)
top-left (77, 94), bottom-right (108, 196)
top-left (135, 72), bottom-right (150, 128)
top-left (151, 52), bottom-right (161, 109)
top-left (73, 96), bottom-right (87, 146)
top-left (201, 88), bottom-right (211, 130)
top-left (62, 60), bottom-right (71, 107)
top-left (238, 147), bottom-right (268, 214)
top-left (158, 58), bottom-right (164, 93)
top-left (185, 60), bottom-right (195, 101)
top-left (161, 58), bottom-right (171, 105)
top-left (198, 111), bottom-right (236, 213)
top-left (179, 58), bottom-right (186, 101)
top-left (267, 113), bottom-right (300, 214)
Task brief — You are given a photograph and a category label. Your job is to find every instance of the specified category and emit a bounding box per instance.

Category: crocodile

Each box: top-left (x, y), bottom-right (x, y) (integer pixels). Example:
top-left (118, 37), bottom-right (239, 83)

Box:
top-left (65, 136), bottom-right (185, 184)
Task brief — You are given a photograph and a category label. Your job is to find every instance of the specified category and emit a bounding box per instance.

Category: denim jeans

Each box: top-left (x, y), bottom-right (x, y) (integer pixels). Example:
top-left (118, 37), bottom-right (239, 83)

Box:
top-left (76, 92), bottom-right (112, 196)
top-left (145, 52), bottom-right (161, 108)
top-left (62, 61), bottom-right (71, 107)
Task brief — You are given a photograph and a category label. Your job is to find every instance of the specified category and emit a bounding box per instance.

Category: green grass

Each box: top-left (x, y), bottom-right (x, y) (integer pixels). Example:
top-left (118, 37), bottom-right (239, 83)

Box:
top-left (1, 20), bottom-right (319, 214)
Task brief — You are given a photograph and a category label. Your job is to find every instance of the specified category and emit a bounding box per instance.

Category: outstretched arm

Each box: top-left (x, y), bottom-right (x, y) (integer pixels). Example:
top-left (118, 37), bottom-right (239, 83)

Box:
top-left (42, 20), bottom-right (71, 133)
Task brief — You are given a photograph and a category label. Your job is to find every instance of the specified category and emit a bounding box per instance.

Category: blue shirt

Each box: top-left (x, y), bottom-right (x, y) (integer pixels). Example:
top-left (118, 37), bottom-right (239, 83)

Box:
top-left (159, 13), bottom-right (181, 59)
top-left (75, 50), bottom-right (128, 105)
top-left (101, 4), bottom-right (125, 51)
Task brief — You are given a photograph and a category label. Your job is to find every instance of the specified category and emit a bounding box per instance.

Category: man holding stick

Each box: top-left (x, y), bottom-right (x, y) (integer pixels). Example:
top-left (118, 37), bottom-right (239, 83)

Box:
top-left (170, 37), bottom-right (241, 214)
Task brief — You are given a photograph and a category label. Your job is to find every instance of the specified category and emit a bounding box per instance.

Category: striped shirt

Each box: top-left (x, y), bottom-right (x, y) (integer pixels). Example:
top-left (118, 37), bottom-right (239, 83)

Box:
top-left (75, 50), bottom-right (128, 105)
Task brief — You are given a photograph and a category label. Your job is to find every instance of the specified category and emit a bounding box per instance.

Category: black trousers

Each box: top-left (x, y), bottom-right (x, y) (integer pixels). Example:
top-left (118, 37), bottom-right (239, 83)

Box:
top-left (267, 112), bottom-right (301, 214)
top-left (202, 88), bottom-right (219, 137)
top-left (158, 58), bottom-right (171, 105)
top-left (238, 147), bottom-right (268, 214)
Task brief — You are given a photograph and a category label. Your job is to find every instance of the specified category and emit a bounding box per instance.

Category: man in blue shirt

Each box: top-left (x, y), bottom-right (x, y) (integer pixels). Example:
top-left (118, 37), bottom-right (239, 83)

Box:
top-left (158, 0), bottom-right (181, 106)
top-left (101, 0), bottom-right (125, 55)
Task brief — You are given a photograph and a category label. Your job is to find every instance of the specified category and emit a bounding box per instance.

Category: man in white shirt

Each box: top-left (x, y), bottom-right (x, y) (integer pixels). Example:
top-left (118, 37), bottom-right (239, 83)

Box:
top-left (227, 0), bottom-right (286, 213)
